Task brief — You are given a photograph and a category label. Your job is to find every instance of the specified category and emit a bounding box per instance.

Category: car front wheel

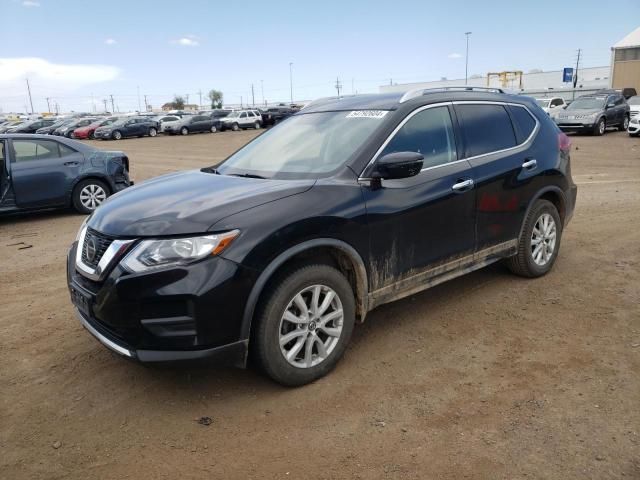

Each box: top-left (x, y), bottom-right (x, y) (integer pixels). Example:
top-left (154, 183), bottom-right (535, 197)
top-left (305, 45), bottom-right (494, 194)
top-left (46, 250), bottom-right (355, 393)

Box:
top-left (148, 127), bottom-right (157, 137)
top-left (506, 199), bottom-right (562, 278)
top-left (254, 121), bottom-right (261, 129)
top-left (210, 125), bottom-right (217, 133)
top-left (112, 130), bottom-right (122, 140)
top-left (593, 118), bottom-right (606, 136)
top-left (252, 264), bottom-right (355, 386)
top-left (72, 179), bottom-right (110, 214)
top-left (232, 123), bottom-right (239, 131)
top-left (619, 115), bottom-right (630, 131)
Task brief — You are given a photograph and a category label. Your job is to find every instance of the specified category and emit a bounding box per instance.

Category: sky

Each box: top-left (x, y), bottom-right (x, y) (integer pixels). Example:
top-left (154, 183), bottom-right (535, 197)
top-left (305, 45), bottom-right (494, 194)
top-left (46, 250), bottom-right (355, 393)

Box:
top-left (1, 0), bottom-right (639, 113)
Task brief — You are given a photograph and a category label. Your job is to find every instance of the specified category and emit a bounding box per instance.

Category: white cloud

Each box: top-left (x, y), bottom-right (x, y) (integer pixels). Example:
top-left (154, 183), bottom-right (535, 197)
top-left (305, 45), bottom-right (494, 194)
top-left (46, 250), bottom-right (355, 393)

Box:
top-left (104, 38), bottom-right (117, 45)
top-left (448, 53), bottom-right (462, 59)
top-left (172, 35), bottom-right (199, 47)
top-left (0, 57), bottom-right (119, 88)
top-left (22, 0), bottom-right (40, 6)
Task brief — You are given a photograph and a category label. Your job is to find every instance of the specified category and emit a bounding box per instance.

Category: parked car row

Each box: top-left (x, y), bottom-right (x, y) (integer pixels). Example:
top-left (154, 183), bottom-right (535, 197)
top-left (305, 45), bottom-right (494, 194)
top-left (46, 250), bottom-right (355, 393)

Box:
top-left (0, 106), bottom-right (300, 142)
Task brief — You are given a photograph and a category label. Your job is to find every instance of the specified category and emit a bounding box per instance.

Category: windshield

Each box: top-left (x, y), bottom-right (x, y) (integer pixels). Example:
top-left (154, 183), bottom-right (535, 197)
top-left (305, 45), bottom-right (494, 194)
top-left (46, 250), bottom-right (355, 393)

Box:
top-left (567, 97), bottom-right (606, 110)
top-left (217, 111), bottom-right (388, 179)
top-left (535, 99), bottom-right (550, 108)
top-left (628, 96), bottom-right (640, 106)
top-left (226, 112), bottom-right (240, 118)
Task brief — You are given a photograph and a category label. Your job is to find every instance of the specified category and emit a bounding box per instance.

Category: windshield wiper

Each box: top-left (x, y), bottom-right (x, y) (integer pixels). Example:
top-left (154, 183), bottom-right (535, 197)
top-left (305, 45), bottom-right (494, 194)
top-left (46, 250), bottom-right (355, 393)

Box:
top-left (229, 173), bottom-right (268, 179)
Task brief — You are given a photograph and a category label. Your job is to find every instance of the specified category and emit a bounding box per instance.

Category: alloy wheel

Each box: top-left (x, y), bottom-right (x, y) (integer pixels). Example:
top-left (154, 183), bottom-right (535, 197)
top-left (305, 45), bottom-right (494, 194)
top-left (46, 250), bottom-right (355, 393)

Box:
top-left (599, 120), bottom-right (606, 135)
top-left (279, 284), bottom-right (344, 368)
top-left (79, 184), bottom-right (107, 211)
top-left (531, 213), bottom-right (557, 266)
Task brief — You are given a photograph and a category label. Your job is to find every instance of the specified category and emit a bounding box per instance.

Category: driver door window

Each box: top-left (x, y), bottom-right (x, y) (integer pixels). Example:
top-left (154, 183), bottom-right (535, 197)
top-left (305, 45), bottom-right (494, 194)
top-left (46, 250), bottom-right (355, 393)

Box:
top-left (380, 106), bottom-right (457, 170)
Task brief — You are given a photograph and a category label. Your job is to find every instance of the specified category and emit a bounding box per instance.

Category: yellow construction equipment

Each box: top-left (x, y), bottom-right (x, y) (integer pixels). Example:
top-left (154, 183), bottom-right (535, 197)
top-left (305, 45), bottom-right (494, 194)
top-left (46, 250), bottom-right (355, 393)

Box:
top-left (487, 71), bottom-right (523, 90)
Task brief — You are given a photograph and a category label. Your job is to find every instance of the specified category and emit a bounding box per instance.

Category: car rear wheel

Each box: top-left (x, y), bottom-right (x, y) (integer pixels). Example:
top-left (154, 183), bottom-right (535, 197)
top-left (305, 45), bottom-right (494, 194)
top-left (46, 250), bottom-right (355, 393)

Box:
top-left (180, 127), bottom-right (189, 135)
top-left (252, 264), bottom-right (355, 386)
top-left (232, 123), bottom-right (239, 131)
top-left (112, 130), bottom-right (122, 140)
top-left (210, 125), bottom-right (217, 133)
top-left (149, 127), bottom-right (157, 137)
top-left (506, 199), bottom-right (562, 278)
top-left (619, 115), bottom-right (630, 131)
top-left (72, 179), bottom-right (110, 214)
top-left (593, 118), bottom-right (606, 136)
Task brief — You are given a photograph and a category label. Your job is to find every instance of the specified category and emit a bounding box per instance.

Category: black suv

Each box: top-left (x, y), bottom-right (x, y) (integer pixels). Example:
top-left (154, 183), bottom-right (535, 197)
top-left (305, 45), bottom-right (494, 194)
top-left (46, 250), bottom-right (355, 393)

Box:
top-left (9, 118), bottom-right (57, 134)
top-left (67, 88), bottom-right (577, 386)
top-left (261, 106), bottom-right (296, 127)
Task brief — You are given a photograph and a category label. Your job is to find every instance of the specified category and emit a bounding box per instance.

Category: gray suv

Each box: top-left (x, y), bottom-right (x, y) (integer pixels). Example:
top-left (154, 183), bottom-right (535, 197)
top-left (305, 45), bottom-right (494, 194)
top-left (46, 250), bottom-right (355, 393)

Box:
top-left (554, 91), bottom-right (630, 136)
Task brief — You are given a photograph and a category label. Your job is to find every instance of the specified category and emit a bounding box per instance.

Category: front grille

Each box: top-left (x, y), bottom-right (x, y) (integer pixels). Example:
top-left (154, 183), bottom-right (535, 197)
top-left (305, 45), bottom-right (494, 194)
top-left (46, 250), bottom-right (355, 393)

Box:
top-left (631, 111), bottom-right (639, 119)
top-left (81, 228), bottom-right (114, 268)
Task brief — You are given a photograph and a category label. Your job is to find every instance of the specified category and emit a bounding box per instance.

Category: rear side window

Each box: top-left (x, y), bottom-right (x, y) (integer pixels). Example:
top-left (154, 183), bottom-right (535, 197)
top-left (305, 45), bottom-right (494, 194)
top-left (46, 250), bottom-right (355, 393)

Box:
top-left (507, 105), bottom-right (537, 144)
top-left (456, 104), bottom-right (516, 157)
top-left (380, 106), bottom-right (457, 169)
top-left (12, 139), bottom-right (60, 161)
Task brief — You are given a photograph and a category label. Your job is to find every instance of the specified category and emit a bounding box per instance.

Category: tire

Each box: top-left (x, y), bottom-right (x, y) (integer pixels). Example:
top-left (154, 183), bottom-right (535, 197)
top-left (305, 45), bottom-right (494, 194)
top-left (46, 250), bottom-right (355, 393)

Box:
top-left (254, 121), bottom-right (261, 129)
top-left (593, 118), bottom-right (606, 136)
top-left (232, 123), bottom-right (239, 131)
top-left (72, 179), bottom-right (110, 214)
top-left (66, 130), bottom-right (74, 138)
top-left (112, 130), bottom-right (122, 140)
top-left (180, 127), bottom-right (189, 135)
top-left (148, 127), bottom-right (157, 137)
top-left (252, 264), bottom-right (356, 387)
top-left (506, 199), bottom-right (562, 278)
top-left (88, 131), bottom-right (95, 140)
top-left (210, 125), bottom-right (217, 133)
top-left (619, 115), bottom-right (629, 132)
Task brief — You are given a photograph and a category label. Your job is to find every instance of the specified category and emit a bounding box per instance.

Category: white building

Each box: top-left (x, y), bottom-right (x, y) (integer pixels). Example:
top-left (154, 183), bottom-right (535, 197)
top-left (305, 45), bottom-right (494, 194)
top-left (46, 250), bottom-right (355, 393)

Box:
top-left (611, 26), bottom-right (640, 93)
top-left (379, 66), bottom-right (610, 100)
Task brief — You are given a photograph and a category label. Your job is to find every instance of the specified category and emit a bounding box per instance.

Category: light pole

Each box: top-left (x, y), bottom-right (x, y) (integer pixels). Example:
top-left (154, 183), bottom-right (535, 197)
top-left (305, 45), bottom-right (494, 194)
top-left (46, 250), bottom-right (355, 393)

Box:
top-left (465, 31), bottom-right (472, 85)
top-left (289, 62), bottom-right (293, 104)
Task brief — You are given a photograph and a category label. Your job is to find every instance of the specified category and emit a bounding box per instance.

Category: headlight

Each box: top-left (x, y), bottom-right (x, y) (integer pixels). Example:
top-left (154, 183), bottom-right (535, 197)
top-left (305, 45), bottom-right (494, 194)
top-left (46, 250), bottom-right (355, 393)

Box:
top-left (630, 118), bottom-right (639, 125)
top-left (121, 230), bottom-right (240, 273)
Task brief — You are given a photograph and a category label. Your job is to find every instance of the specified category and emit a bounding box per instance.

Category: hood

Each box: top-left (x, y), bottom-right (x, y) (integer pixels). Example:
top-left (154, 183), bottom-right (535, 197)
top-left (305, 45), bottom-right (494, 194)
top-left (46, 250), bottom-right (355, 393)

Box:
top-left (88, 169), bottom-right (314, 237)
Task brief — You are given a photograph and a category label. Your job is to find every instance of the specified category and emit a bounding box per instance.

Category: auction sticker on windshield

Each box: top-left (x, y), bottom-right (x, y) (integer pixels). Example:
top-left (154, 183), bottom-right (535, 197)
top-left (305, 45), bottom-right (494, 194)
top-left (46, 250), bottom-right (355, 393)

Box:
top-left (346, 110), bottom-right (388, 118)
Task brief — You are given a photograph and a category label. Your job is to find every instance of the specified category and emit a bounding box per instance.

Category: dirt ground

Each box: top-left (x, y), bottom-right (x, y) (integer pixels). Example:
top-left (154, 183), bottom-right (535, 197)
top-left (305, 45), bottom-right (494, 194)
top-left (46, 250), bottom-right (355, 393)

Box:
top-left (1, 129), bottom-right (639, 480)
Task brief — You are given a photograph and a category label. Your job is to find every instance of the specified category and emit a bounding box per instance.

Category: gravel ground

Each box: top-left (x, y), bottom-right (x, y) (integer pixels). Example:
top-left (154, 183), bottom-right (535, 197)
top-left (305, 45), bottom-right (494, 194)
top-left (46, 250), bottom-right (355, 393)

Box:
top-left (1, 129), bottom-right (639, 479)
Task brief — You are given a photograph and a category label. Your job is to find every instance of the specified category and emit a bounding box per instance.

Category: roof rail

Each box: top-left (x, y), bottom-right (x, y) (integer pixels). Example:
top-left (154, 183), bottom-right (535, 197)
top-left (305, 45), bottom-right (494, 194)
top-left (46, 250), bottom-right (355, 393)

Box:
top-left (399, 86), bottom-right (506, 103)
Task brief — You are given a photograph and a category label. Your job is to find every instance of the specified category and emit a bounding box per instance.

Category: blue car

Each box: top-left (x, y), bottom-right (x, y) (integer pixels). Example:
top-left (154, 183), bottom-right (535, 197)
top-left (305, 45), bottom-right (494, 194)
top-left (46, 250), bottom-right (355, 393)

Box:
top-left (0, 134), bottom-right (132, 215)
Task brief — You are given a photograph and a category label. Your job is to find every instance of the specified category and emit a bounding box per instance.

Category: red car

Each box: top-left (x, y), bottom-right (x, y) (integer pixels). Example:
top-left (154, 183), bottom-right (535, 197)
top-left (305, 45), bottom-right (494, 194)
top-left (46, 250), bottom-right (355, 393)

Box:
top-left (73, 117), bottom-right (118, 140)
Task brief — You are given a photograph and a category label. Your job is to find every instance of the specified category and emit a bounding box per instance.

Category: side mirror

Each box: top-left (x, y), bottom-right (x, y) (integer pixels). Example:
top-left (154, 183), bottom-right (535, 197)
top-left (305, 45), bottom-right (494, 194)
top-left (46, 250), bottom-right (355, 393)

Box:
top-left (374, 151), bottom-right (424, 180)
top-left (606, 103), bottom-right (615, 109)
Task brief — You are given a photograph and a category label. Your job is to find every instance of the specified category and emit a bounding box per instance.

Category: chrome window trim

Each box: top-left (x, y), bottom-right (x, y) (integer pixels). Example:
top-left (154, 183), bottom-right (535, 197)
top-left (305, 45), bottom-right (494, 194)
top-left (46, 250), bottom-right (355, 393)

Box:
top-left (358, 100), bottom-right (539, 180)
top-left (75, 224), bottom-right (135, 281)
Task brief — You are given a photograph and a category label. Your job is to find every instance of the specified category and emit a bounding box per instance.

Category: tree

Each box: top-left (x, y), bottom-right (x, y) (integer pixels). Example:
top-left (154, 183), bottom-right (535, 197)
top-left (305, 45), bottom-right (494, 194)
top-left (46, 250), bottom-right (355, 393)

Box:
top-left (208, 89), bottom-right (223, 109)
top-left (173, 95), bottom-right (185, 110)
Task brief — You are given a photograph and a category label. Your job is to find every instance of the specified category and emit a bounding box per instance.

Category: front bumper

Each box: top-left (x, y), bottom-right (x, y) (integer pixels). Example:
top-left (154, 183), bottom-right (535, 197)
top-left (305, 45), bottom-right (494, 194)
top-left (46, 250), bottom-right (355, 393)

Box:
top-left (555, 121), bottom-right (596, 132)
top-left (67, 240), bottom-right (257, 366)
top-left (95, 130), bottom-right (113, 139)
top-left (628, 122), bottom-right (640, 135)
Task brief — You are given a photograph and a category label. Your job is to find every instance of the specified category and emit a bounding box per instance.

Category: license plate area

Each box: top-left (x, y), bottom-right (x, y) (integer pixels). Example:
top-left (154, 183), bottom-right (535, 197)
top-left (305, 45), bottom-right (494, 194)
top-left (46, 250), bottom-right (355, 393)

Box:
top-left (70, 286), bottom-right (92, 317)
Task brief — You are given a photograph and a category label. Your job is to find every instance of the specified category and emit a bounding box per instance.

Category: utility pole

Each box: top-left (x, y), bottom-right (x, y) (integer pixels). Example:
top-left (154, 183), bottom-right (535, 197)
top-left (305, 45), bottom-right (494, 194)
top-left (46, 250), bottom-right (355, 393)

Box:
top-left (572, 48), bottom-right (581, 100)
top-left (102, 99), bottom-right (108, 112)
top-left (25, 78), bottom-right (34, 114)
top-left (185, 94), bottom-right (190, 105)
top-left (197, 89), bottom-right (202, 108)
top-left (55, 102), bottom-right (60, 115)
top-left (261, 80), bottom-right (264, 106)
top-left (389, 78), bottom-right (393, 86)
top-left (109, 94), bottom-right (115, 113)
top-left (45, 97), bottom-right (51, 113)
top-left (352, 78), bottom-right (355, 95)
top-left (137, 86), bottom-right (141, 112)
top-left (251, 83), bottom-right (255, 106)
top-left (335, 77), bottom-right (342, 97)
top-left (465, 31), bottom-right (472, 85)
top-left (144, 95), bottom-right (148, 112)
top-left (240, 96), bottom-right (243, 108)
top-left (289, 62), bottom-right (293, 104)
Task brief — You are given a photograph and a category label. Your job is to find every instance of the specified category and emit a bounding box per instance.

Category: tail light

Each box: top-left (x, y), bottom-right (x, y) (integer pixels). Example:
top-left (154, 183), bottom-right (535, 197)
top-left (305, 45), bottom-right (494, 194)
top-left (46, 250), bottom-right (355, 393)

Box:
top-left (558, 131), bottom-right (571, 153)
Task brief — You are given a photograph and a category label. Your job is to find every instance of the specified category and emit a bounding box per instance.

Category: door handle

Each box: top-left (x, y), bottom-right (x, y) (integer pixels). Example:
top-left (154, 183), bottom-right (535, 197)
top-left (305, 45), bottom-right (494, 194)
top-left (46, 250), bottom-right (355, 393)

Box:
top-left (452, 179), bottom-right (474, 192)
top-left (522, 159), bottom-right (537, 170)
top-left (64, 161), bottom-right (80, 166)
